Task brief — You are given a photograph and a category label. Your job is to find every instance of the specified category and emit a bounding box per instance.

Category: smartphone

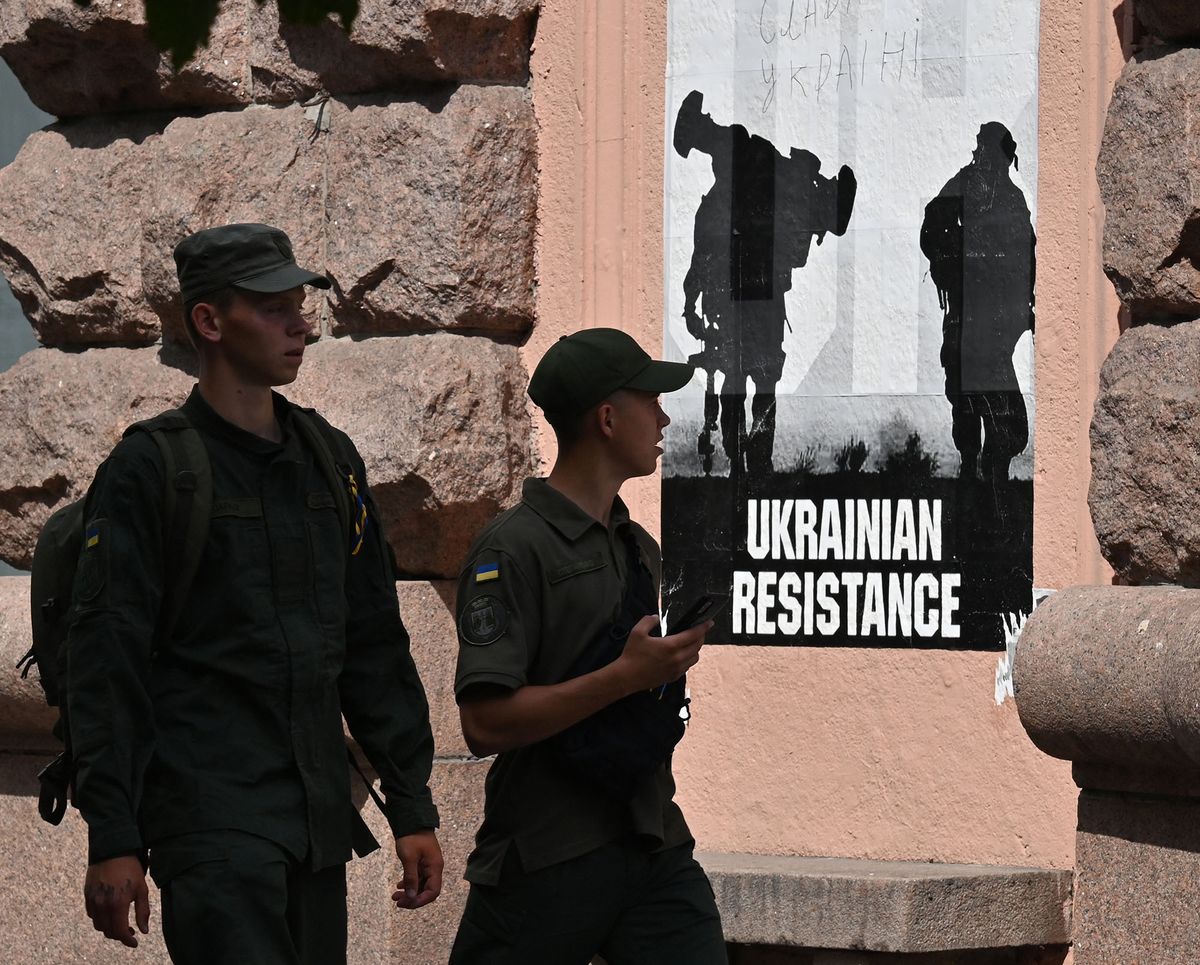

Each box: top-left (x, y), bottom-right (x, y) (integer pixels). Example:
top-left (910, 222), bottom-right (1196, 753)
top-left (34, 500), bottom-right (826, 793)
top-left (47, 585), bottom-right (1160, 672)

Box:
top-left (666, 594), bottom-right (729, 636)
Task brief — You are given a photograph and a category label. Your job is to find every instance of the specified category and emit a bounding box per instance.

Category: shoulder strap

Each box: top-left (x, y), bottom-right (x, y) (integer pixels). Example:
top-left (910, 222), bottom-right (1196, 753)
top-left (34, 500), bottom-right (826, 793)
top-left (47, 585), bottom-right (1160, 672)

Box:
top-left (290, 407), bottom-right (369, 557)
top-left (136, 410), bottom-right (211, 646)
top-left (291, 406), bottom-right (393, 830)
top-left (619, 527), bottom-right (658, 619)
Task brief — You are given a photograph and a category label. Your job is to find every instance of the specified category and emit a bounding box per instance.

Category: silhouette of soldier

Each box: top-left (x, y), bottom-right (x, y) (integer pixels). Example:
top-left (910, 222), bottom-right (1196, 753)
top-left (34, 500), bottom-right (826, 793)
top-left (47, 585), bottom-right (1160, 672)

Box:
top-left (674, 90), bottom-right (856, 478)
top-left (921, 122), bottom-right (1036, 487)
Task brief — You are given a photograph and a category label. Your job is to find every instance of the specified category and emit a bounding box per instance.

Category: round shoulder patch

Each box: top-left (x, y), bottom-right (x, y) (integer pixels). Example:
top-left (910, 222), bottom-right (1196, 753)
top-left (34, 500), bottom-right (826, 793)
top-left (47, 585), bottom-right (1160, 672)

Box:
top-left (459, 595), bottom-right (509, 646)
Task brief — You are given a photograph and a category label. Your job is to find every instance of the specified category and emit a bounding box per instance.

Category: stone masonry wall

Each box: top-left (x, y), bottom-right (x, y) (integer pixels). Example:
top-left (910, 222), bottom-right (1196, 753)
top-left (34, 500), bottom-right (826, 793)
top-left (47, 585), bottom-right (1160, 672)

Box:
top-left (1015, 3), bottom-right (1200, 964)
top-left (0, 2), bottom-right (539, 962)
top-left (1092, 3), bottom-right (1200, 586)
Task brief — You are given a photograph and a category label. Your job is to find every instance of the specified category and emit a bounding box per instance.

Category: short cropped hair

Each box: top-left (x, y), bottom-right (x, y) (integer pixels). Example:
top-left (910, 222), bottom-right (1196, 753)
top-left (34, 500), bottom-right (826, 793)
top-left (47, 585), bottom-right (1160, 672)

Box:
top-left (543, 407), bottom-right (589, 452)
top-left (182, 286), bottom-right (237, 347)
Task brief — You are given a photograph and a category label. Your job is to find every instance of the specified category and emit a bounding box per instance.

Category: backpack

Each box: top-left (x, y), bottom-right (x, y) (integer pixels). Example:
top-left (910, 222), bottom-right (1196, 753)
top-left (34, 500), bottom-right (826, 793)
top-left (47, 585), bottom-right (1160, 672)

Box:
top-left (17, 403), bottom-right (363, 828)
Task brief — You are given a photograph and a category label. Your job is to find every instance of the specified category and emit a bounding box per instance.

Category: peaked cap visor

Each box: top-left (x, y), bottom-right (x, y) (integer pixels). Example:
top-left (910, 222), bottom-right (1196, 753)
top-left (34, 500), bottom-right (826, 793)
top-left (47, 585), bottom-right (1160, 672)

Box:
top-left (623, 358), bottom-right (695, 394)
top-left (232, 262), bottom-right (331, 294)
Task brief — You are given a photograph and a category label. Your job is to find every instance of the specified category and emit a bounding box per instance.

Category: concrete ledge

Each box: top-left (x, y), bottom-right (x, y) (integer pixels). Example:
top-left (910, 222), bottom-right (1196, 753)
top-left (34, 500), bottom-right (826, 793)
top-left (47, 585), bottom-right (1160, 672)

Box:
top-left (698, 853), bottom-right (1072, 953)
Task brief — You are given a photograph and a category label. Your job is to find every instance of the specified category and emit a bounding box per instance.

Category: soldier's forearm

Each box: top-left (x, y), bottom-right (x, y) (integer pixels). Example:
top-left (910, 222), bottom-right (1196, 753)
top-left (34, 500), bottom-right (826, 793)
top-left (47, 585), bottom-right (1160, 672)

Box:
top-left (458, 662), bottom-right (633, 757)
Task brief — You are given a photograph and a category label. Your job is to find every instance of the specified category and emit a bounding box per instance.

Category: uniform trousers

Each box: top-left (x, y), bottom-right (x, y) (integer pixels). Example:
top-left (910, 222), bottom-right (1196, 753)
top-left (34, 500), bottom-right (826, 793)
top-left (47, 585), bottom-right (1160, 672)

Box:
top-left (449, 837), bottom-right (728, 965)
top-left (148, 829), bottom-right (347, 965)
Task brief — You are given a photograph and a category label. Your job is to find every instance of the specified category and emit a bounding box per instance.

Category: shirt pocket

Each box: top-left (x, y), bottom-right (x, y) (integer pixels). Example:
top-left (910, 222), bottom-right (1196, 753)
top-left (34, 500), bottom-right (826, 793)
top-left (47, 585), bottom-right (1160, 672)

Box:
top-left (203, 499), bottom-right (273, 629)
top-left (533, 553), bottom-right (616, 684)
top-left (546, 553), bottom-right (607, 585)
top-left (306, 490), bottom-right (346, 635)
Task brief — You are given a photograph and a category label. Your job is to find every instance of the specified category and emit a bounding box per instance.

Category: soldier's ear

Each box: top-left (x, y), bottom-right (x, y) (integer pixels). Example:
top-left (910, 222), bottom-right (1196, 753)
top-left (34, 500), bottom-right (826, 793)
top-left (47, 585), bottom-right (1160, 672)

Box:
top-left (595, 400), bottom-right (618, 440)
top-left (191, 302), bottom-right (222, 345)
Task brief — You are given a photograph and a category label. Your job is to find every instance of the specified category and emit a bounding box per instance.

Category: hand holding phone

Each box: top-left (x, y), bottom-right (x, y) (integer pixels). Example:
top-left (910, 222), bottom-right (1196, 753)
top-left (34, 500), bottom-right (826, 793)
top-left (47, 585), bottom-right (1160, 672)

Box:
top-left (666, 594), bottom-right (728, 637)
top-left (654, 594), bottom-right (728, 699)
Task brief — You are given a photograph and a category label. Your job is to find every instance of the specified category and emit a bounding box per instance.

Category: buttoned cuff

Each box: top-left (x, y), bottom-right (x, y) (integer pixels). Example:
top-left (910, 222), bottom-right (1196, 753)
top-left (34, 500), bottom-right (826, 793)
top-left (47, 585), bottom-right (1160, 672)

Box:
top-left (383, 796), bottom-right (441, 840)
top-left (87, 824), bottom-right (143, 865)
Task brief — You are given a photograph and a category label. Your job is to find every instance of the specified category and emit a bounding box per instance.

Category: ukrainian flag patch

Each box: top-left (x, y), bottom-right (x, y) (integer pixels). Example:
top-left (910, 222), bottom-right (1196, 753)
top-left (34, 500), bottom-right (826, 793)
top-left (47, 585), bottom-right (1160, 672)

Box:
top-left (474, 562), bottom-right (500, 583)
top-left (85, 525), bottom-right (101, 549)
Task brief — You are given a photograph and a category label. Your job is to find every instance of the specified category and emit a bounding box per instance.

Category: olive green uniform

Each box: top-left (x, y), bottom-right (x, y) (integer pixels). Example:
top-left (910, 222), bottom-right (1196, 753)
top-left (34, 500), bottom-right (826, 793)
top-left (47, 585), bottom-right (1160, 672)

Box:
top-left (450, 478), bottom-right (725, 964)
top-left (67, 388), bottom-right (439, 964)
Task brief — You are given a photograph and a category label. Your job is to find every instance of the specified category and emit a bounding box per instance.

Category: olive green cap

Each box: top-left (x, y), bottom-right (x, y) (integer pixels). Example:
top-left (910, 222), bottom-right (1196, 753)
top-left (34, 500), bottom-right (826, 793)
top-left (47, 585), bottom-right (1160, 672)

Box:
top-left (528, 328), bottom-right (695, 416)
top-left (173, 223), bottom-right (331, 305)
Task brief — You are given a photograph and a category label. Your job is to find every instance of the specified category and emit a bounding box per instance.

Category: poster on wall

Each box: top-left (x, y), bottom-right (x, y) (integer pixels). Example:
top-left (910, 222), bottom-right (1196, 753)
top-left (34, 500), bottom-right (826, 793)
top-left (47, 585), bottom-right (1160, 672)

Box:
top-left (662, 0), bottom-right (1039, 649)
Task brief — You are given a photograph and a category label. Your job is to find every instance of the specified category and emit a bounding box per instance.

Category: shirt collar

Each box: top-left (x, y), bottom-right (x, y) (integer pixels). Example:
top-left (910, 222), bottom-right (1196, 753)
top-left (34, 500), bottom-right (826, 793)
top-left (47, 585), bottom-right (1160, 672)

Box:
top-left (521, 477), bottom-right (632, 542)
top-left (181, 385), bottom-right (293, 455)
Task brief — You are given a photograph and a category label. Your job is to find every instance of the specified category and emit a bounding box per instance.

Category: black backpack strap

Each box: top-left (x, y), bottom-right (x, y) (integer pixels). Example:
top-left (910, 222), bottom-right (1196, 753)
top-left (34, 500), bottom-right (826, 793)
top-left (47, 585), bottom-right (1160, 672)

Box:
top-left (346, 747), bottom-right (384, 857)
top-left (128, 410), bottom-right (212, 647)
top-left (291, 406), bottom-right (393, 834)
top-left (546, 529), bottom-right (688, 799)
top-left (290, 407), bottom-right (366, 557)
top-left (37, 752), bottom-right (71, 826)
top-left (559, 529), bottom-right (659, 681)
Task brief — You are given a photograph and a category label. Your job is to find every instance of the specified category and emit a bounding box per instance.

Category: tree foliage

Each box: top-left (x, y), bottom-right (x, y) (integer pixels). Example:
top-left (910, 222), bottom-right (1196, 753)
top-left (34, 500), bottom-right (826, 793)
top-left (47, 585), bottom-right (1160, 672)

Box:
top-left (73, 0), bottom-right (360, 70)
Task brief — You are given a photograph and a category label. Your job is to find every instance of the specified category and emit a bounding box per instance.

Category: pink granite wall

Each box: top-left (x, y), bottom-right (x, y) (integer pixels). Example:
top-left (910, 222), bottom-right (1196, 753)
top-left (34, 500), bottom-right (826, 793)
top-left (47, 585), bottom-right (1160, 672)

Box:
top-left (1014, 2), bottom-right (1200, 962)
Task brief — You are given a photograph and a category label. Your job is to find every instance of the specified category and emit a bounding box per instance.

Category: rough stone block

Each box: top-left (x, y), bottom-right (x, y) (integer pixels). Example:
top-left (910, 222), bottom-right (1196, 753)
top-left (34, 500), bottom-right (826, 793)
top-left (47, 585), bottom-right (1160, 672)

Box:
top-left (698, 853), bottom-right (1072, 953)
top-left (1089, 319), bottom-right (1200, 584)
top-left (1136, 2), bottom-right (1200, 43)
top-left (0, 336), bottom-right (531, 578)
top-left (0, 346), bottom-right (192, 570)
top-left (1073, 790), bottom-right (1200, 964)
top-left (288, 334), bottom-right (532, 578)
top-left (144, 103), bottom-right (328, 345)
top-left (0, 116), bottom-right (163, 345)
top-left (0, 105), bottom-right (321, 347)
top-left (0, 87), bottom-right (536, 346)
top-left (0, 0), bottom-right (537, 118)
top-left (325, 86), bottom-right (537, 336)
top-left (249, 0), bottom-right (538, 100)
top-left (399, 581), bottom-right (466, 758)
top-left (0, 575), bottom-right (56, 743)
top-left (1099, 47), bottom-right (1200, 317)
top-left (0, 0), bottom-right (251, 119)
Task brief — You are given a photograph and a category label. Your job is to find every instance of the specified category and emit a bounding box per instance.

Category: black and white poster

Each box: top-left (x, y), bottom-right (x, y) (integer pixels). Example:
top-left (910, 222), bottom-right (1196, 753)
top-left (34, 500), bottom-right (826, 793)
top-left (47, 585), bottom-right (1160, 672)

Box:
top-left (662, 0), bottom-right (1038, 648)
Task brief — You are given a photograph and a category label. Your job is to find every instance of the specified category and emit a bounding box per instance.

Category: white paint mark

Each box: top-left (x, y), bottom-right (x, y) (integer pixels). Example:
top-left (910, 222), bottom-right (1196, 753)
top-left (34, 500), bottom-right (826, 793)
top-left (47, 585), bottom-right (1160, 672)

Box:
top-left (994, 589), bottom-right (1055, 705)
top-left (994, 611), bottom-right (1024, 705)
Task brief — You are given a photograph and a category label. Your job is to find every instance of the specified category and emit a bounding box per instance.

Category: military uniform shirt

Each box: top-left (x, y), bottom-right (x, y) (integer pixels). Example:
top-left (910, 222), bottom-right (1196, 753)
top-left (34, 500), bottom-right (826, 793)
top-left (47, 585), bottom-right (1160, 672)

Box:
top-left (67, 388), bottom-right (439, 869)
top-left (454, 477), bottom-right (692, 885)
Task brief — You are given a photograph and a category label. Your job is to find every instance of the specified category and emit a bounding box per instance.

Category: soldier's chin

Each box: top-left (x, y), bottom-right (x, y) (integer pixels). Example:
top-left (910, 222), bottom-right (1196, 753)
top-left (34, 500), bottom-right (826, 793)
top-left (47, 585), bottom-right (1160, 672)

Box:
top-left (635, 450), bottom-right (663, 477)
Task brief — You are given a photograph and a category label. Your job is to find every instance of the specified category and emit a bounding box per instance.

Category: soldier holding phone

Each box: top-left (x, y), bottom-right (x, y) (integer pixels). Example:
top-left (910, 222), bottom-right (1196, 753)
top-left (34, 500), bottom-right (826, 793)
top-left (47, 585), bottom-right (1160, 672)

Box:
top-left (449, 328), bottom-right (728, 964)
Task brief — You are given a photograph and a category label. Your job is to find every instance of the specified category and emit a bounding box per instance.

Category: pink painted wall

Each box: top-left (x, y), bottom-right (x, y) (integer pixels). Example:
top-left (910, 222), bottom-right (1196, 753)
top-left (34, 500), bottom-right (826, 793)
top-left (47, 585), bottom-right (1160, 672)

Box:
top-left (529, 0), bottom-right (1127, 871)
